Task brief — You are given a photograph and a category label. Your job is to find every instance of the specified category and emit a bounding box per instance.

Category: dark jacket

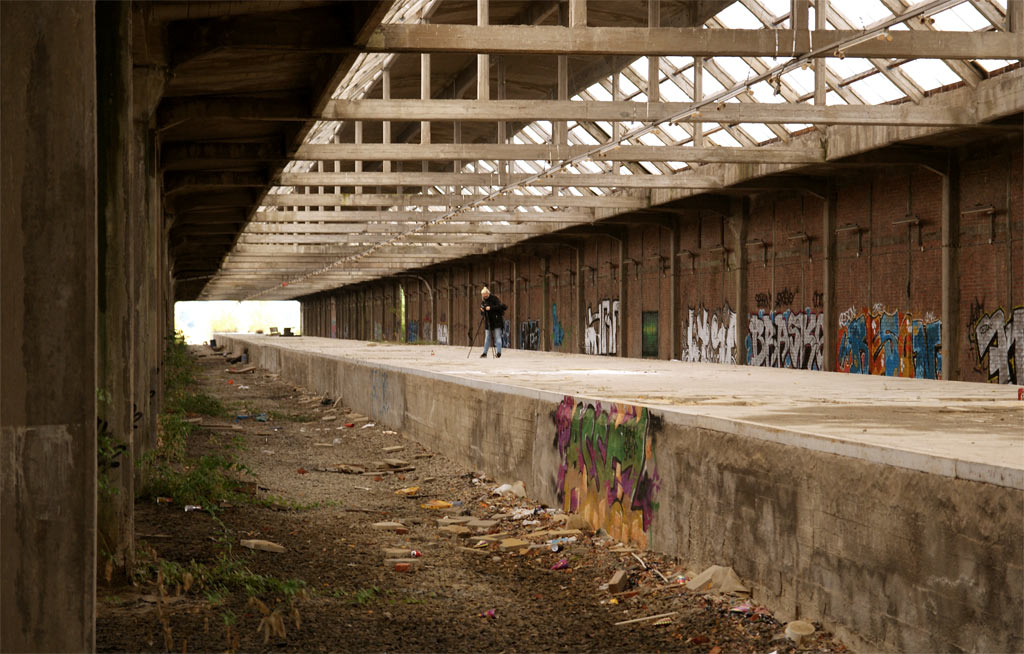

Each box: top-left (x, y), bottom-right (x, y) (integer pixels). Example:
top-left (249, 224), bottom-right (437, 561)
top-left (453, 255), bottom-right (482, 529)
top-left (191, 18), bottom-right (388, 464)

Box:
top-left (480, 294), bottom-right (507, 330)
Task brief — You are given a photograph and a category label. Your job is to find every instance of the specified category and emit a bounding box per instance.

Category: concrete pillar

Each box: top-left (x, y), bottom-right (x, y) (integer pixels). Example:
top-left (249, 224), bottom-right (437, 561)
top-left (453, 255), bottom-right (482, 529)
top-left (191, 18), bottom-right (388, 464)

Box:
top-left (822, 181), bottom-right (839, 372)
top-left (96, 0), bottom-right (135, 577)
top-left (618, 238), bottom-right (627, 357)
top-left (728, 198), bottom-right (750, 365)
top-left (542, 257), bottom-right (551, 351)
top-left (511, 261), bottom-right (519, 349)
top-left (1, 3), bottom-right (98, 650)
top-left (942, 153), bottom-right (961, 381)
top-left (669, 220), bottom-right (681, 360)
top-left (575, 249), bottom-right (584, 354)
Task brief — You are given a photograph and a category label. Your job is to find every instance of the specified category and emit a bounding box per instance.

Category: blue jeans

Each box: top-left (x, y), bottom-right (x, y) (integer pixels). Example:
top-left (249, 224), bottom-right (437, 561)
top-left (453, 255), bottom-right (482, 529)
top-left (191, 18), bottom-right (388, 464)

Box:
top-left (482, 327), bottom-right (503, 355)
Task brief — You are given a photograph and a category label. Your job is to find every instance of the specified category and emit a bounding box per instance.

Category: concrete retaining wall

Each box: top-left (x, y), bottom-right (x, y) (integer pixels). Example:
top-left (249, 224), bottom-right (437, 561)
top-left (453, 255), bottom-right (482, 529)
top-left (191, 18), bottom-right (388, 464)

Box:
top-left (219, 335), bottom-right (1023, 652)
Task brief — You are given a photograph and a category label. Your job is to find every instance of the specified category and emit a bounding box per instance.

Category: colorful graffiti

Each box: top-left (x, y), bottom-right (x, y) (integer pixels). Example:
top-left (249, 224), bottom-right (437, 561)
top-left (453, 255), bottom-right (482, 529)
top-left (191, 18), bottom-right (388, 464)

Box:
top-left (971, 305), bottom-right (1022, 384)
top-left (554, 396), bottom-right (659, 548)
top-left (837, 306), bottom-right (942, 379)
top-left (642, 311), bottom-right (658, 358)
top-left (520, 319), bottom-right (540, 351)
top-left (683, 304), bottom-right (737, 364)
top-left (407, 320), bottom-right (419, 343)
top-left (552, 304), bottom-right (565, 347)
top-left (585, 299), bottom-right (619, 355)
top-left (746, 309), bottom-right (824, 370)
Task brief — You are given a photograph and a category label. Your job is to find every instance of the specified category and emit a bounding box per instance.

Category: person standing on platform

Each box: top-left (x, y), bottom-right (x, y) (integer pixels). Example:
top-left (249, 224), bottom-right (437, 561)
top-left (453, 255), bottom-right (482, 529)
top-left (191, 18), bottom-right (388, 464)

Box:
top-left (480, 287), bottom-right (507, 358)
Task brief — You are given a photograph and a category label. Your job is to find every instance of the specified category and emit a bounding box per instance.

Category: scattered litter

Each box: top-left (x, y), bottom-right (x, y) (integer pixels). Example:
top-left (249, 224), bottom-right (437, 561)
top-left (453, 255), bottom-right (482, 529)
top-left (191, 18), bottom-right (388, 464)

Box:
top-left (254, 413), bottom-right (268, 422)
top-left (420, 499), bottom-right (452, 510)
top-left (237, 385), bottom-right (250, 390)
top-left (730, 602), bottom-right (753, 614)
top-left (261, 450), bottom-right (274, 455)
top-left (371, 521), bottom-right (409, 534)
top-left (631, 552), bottom-right (648, 570)
top-left (322, 415), bottom-right (337, 422)
top-left (394, 486), bottom-right (420, 496)
top-left (393, 562), bottom-right (412, 573)
top-left (479, 609), bottom-right (497, 619)
top-left (550, 558), bottom-right (569, 570)
top-left (382, 445), bottom-right (405, 453)
top-left (685, 565), bottom-right (749, 595)
top-left (492, 480), bottom-right (526, 498)
top-left (321, 397), bottom-right (333, 406)
top-left (240, 539), bottom-right (286, 553)
top-left (344, 423), bottom-right (355, 428)
top-left (235, 414), bottom-right (251, 422)
top-left (652, 617), bottom-right (674, 626)
top-left (614, 611), bottom-right (678, 627)
top-left (332, 438), bottom-right (344, 444)
top-left (785, 620), bottom-right (815, 645)
top-left (156, 497), bottom-right (172, 504)
top-left (184, 505), bottom-right (202, 512)
top-left (383, 430), bottom-right (398, 435)
top-left (608, 570), bottom-right (629, 593)
top-left (414, 453), bottom-right (433, 459)
top-left (297, 468), bottom-right (308, 474)
top-left (361, 423), bottom-right (375, 429)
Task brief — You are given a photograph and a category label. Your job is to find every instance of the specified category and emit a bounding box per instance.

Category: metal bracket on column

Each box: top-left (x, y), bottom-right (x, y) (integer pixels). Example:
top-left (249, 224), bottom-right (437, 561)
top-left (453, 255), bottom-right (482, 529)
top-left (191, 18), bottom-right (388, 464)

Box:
top-left (836, 223), bottom-right (864, 257)
top-left (893, 215), bottom-right (922, 251)
top-left (789, 232), bottom-right (812, 261)
top-left (677, 249), bottom-right (697, 272)
top-left (707, 245), bottom-right (729, 270)
top-left (745, 239), bottom-right (768, 267)
top-left (961, 205), bottom-right (998, 244)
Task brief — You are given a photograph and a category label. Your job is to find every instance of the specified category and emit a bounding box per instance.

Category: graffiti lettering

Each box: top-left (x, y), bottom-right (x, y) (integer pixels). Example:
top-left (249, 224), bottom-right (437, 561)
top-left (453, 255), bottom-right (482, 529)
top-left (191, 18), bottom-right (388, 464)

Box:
top-left (812, 290), bottom-right (824, 309)
top-left (745, 308), bottom-right (823, 370)
top-left (407, 320), bottom-right (419, 343)
top-left (971, 306), bottom-right (1022, 384)
top-left (437, 324), bottom-right (449, 345)
top-left (775, 286), bottom-right (797, 310)
top-left (552, 304), bottom-right (565, 348)
top-left (754, 292), bottom-right (772, 310)
top-left (520, 319), bottom-right (540, 351)
top-left (836, 307), bottom-right (942, 379)
top-left (554, 396), bottom-right (659, 548)
top-left (585, 299), bottom-right (619, 356)
top-left (683, 304), bottom-right (736, 364)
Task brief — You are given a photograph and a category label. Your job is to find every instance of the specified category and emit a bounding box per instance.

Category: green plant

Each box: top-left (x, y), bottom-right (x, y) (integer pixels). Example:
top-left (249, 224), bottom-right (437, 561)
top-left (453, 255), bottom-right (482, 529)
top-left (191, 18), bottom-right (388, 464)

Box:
top-left (350, 586), bottom-right (381, 605)
top-left (139, 454), bottom-right (255, 509)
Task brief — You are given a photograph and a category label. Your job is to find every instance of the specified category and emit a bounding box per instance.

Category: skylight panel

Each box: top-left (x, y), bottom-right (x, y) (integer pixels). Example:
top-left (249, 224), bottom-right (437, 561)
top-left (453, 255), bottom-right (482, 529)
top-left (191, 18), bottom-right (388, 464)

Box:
top-left (827, 56), bottom-right (874, 79)
top-left (701, 72), bottom-right (727, 95)
top-left (738, 123), bottom-right (776, 144)
top-left (618, 165), bottom-right (633, 175)
top-left (713, 2), bottom-right (763, 29)
top-left (659, 80), bottom-right (691, 101)
top-left (826, 90), bottom-right (848, 105)
top-left (714, 57), bottom-right (756, 83)
top-left (586, 83), bottom-right (613, 101)
top-left (975, 59), bottom-right (1014, 72)
top-left (630, 57), bottom-right (652, 78)
top-left (594, 121), bottom-right (613, 138)
top-left (833, 0), bottom-right (893, 28)
top-left (706, 130), bottom-right (742, 147)
top-left (639, 161), bottom-right (661, 175)
top-left (619, 75), bottom-right (640, 97)
top-left (783, 123), bottom-right (813, 133)
top-left (931, 3), bottom-right (989, 30)
top-left (657, 122), bottom-right (688, 142)
top-left (782, 66), bottom-right (815, 95)
top-left (639, 132), bottom-right (664, 146)
top-left (749, 80), bottom-right (787, 103)
top-left (666, 161), bottom-right (687, 172)
top-left (666, 56), bottom-right (693, 70)
top-left (535, 121), bottom-right (553, 137)
top-left (897, 59), bottom-right (961, 91)
top-left (759, 0), bottom-right (790, 20)
top-left (570, 126), bottom-right (600, 145)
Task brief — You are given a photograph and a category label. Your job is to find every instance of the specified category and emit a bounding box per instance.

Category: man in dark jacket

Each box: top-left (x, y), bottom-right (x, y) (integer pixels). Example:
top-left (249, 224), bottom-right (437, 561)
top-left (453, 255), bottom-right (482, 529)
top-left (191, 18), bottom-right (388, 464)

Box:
top-left (480, 286), bottom-right (507, 358)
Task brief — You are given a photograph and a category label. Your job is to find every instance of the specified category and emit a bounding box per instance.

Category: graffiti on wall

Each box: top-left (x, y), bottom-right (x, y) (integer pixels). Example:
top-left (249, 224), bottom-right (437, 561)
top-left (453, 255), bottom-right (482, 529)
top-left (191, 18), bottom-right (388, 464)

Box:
top-left (554, 396), bottom-right (659, 548)
top-left (970, 305), bottom-right (1022, 384)
top-left (422, 314), bottom-right (433, 342)
top-left (373, 322), bottom-right (382, 341)
top-left (437, 324), bottom-right (449, 345)
top-left (552, 304), bottom-right (565, 347)
top-left (520, 320), bottom-right (540, 351)
top-left (837, 305), bottom-right (942, 379)
top-left (683, 304), bottom-right (737, 364)
top-left (407, 321), bottom-right (418, 343)
top-left (642, 311), bottom-right (658, 358)
top-left (502, 319), bottom-right (510, 348)
top-left (746, 309), bottom-right (824, 370)
top-left (585, 299), bottom-right (619, 355)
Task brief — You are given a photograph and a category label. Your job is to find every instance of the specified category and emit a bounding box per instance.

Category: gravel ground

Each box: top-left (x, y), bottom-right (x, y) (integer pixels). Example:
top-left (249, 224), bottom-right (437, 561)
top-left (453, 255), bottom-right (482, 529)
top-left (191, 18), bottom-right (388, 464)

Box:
top-left (96, 346), bottom-right (849, 653)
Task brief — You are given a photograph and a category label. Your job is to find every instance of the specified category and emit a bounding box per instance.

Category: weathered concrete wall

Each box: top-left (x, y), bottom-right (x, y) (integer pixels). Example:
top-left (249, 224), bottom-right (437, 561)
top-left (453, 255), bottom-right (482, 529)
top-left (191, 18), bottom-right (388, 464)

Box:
top-left (1, 2), bottom-right (98, 650)
top-left (220, 334), bottom-right (1023, 653)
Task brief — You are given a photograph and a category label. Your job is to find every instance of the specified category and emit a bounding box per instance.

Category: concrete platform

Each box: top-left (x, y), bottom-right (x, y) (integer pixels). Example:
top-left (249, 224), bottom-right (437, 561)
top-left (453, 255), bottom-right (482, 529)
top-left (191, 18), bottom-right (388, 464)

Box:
top-left (217, 334), bottom-right (1024, 652)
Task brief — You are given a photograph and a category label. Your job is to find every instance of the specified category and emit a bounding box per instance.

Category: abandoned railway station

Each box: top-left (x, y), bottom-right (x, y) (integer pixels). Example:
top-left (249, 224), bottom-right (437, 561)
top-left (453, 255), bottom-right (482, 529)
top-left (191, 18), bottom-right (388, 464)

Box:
top-left (2, 0), bottom-right (1022, 651)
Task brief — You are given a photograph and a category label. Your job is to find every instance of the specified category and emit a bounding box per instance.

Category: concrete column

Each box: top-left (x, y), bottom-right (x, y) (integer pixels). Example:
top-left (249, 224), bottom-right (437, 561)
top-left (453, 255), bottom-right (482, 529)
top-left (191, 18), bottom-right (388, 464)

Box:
top-left (822, 181), bottom-right (839, 372)
top-left (95, 0), bottom-right (135, 576)
top-left (729, 198), bottom-right (750, 365)
top-left (1, 3), bottom-right (98, 650)
top-left (942, 153), bottom-right (961, 381)
top-left (618, 238), bottom-right (627, 357)
top-left (814, 0), bottom-right (827, 105)
top-left (542, 257), bottom-right (551, 351)
top-left (511, 261), bottom-right (519, 349)
top-left (669, 220), bottom-right (680, 360)
top-left (575, 249), bottom-right (584, 354)
top-left (1009, 0), bottom-right (1023, 32)
top-left (477, 0), bottom-right (489, 100)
